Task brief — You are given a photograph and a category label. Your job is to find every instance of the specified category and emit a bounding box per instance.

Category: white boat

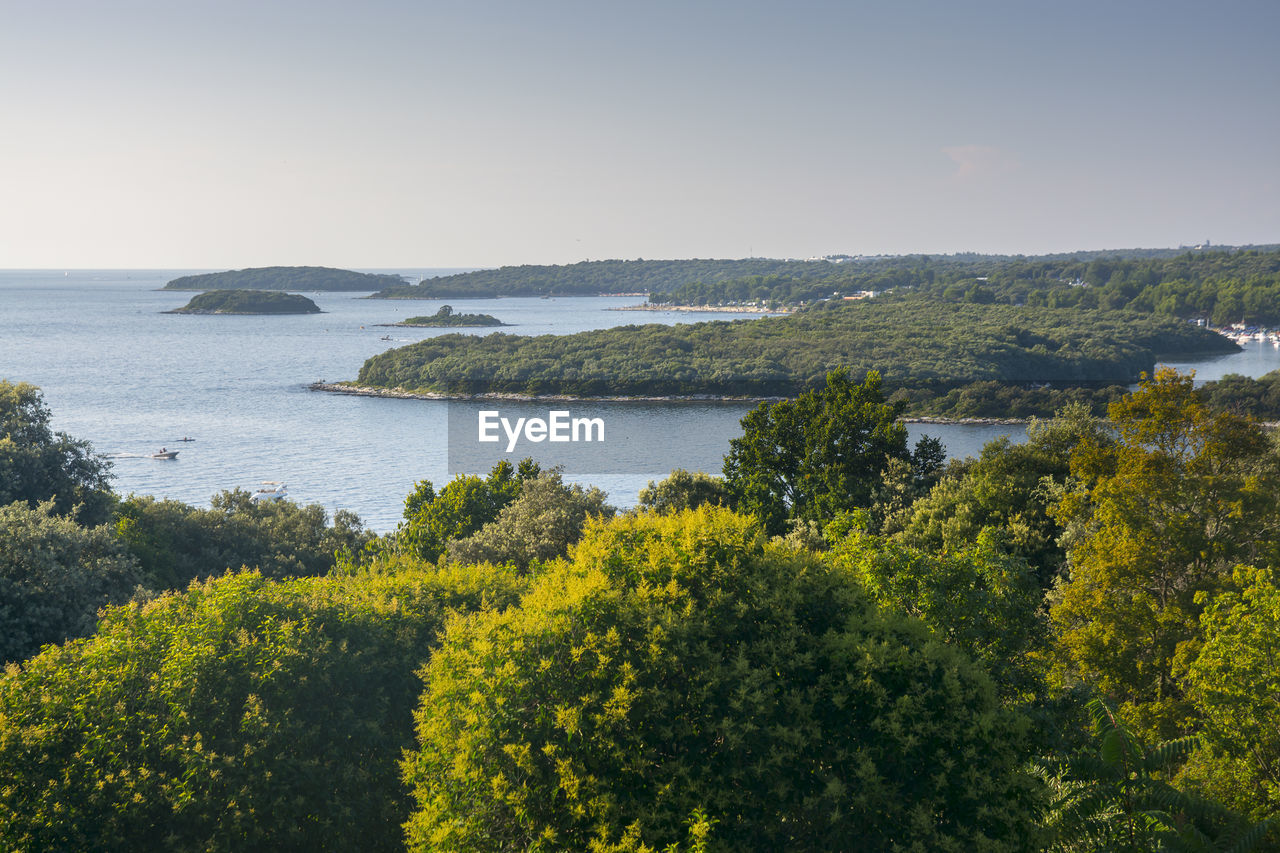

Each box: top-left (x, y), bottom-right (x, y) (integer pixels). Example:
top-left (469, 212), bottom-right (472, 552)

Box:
top-left (250, 481), bottom-right (287, 502)
top-left (150, 449), bottom-right (179, 460)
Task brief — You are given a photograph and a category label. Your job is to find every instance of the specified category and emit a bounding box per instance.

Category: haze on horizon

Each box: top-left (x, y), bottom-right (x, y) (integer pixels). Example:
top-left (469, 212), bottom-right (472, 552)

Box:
top-left (2, 0), bottom-right (1277, 270)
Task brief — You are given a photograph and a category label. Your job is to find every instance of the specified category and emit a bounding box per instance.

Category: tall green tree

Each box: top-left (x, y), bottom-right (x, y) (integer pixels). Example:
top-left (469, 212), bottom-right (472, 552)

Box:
top-left (0, 380), bottom-right (113, 524)
top-left (1048, 368), bottom-right (1280, 739)
top-left (723, 368), bottom-right (923, 534)
top-left (393, 459), bottom-right (540, 562)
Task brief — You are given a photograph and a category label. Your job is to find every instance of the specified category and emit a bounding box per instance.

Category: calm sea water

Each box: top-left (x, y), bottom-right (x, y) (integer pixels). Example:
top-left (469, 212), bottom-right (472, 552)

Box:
top-left (4, 270), bottom-right (1276, 532)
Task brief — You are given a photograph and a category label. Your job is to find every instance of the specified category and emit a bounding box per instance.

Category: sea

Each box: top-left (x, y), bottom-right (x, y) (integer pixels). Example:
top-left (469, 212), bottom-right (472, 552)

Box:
top-left (4, 270), bottom-right (1278, 533)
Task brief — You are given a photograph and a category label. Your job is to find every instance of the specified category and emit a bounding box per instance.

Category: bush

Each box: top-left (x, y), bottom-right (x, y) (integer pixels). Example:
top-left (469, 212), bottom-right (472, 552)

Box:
top-left (446, 471), bottom-right (613, 571)
top-left (404, 508), bottom-right (1039, 852)
top-left (114, 490), bottom-right (374, 590)
top-left (637, 469), bottom-right (730, 514)
top-left (0, 561), bottom-right (527, 852)
top-left (0, 500), bottom-right (141, 662)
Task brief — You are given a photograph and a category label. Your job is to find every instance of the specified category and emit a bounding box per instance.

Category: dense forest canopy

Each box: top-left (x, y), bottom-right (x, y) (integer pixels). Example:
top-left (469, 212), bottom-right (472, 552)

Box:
top-left (368, 248), bottom-right (1280, 317)
top-left (162, 266), bottom-right (405, 292)
top-left (660, 248), bottom-right (1280, 323)
top-left (166, 290), bottom-right (321, 315)
top-left (370, 257), bottom-right (828, 298)
top-left (353, 299), bottom-right (1236, 402)
top-left (4, 375), bottom-right (1280, 848)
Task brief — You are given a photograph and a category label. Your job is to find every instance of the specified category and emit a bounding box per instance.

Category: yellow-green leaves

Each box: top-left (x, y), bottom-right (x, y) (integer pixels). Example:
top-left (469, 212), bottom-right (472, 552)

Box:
top-left (403, 507), bottom-right (1038, 852)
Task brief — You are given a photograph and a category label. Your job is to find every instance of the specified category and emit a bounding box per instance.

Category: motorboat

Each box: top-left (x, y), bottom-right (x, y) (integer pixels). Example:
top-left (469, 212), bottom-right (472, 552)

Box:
top-left (250, 482), bottom-right (288, 502)
top-left (151, 449), bottom-right (179, 460)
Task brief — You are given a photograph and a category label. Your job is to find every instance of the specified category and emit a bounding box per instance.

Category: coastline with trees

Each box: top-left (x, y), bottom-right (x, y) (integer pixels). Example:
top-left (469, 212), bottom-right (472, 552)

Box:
top-left (5, 370), bottom-right (1280, 848)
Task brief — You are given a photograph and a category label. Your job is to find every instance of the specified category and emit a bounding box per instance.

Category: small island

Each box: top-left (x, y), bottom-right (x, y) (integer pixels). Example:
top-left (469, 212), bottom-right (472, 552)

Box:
top-left (391, 305), bottom-right (507, 327)
top-left (165, 290), bottom-right (322, 315)
top-left (163, 266), bottom-right (406, 292)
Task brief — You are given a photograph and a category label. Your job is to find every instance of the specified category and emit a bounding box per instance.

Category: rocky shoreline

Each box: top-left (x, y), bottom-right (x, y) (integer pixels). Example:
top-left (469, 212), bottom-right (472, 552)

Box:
top-left (306, 382), bottom-right (1033, 424)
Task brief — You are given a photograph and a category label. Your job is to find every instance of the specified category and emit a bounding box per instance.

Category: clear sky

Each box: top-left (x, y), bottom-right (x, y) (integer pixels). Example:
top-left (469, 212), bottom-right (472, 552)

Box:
top-left (2, 0), bottom-right (1277, 268)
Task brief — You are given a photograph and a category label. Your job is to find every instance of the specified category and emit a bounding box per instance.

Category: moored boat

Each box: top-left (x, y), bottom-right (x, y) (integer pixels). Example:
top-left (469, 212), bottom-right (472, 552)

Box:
top-left (250, 481), bottom-right (287, 502)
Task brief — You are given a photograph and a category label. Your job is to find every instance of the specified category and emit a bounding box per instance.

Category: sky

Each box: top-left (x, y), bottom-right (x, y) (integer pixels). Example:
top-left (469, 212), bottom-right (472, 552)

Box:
top-left (2, 0), bottom-right (1277, 268)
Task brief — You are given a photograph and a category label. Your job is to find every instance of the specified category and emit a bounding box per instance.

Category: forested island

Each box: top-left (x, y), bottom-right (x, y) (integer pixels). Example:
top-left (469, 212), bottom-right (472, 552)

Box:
top-left (349, 299), bottom-right (1235, 416)
top-left (6, 371), bottom-right (1280, 849)
top-left (390, 305), bottom-right (506, 327)
top-left (166, 290), bottom-right (321, 315)
top-left (163, 265), bottom-right (405, 292)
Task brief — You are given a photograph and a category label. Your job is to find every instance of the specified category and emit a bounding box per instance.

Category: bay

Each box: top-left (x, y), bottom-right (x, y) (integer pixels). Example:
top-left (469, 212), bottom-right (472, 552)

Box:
top-left (4, 270), bottom-right (1276, 532)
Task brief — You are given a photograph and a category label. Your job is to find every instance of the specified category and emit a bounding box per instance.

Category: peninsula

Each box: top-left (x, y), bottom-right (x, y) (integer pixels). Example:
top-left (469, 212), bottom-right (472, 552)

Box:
top-left (162, 266), bottom-right (405, 292)
top-left (166, 290), bottom-right (322, 315)
top-left (389, 305), bottom-right (507, 327)
top-left (344, 299), bottom-right (1237, 418)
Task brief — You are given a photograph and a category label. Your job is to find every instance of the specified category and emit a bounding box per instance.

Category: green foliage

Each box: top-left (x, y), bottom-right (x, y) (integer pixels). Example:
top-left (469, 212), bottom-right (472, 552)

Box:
top-left (162, 265), bottom-right (404, 291)
top-left (826, 516), bottom-right (1047, 700)
top-left (892, 403), bottom-right (1109, 587)
top-left (1048, 369), bottom-right (1280, 739)
top-left (368, 250), bottom-right (1280, 330)
top-left (392, 459), bottom-right (540, 562)
top-left (403, 507), bottom-right (1039, 852)
top-left (0, 379), bottom-right (113, 524)
top-left (1197, 370), bottom-right (1280, 420)
top-left (1183, 566), bottom-right (1280, 821)
top-left (114, 490), bottom-right (374, 590)
top-left (0, 500), bottom-right (142, 663)
top-left (723, 369), bottom-right (913, 534)
top-left (906, 379), bottom-right (1125, 419)
top-left (1038, 698), bottom-right (1270, 852)
top-left (446, 471), bottom-right (614, 571)
top-left (0, 562), bottom-right (528, 852)
top-left (399, 305), bottom-right (506, 326)
top-left (637, 469), bottom-right (730, 514)
top-left (355, 298), bottom-right (1234, 403)
top-left (371, 257), bottom-right (834, 298)
top-left (167, 289), bottom-right (321, 314)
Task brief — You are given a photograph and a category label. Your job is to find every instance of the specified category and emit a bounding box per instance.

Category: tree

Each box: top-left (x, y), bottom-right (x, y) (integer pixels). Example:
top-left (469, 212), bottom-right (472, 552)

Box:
top-left (1183, 565), bottom-right (1280, 821)
top-left (0, 380), bottom-right (113, 524)
top-left (445, 471), bottom-right (613, 571)
top-left (637, 469), bottom-right (729, 514)
top-left (393, 459), bottom-right (540, 562)
top-left (723, 368), bottom-right (922, 535)
top-left (892, 403), bottom-right (1108, 587)
top-left (826, 514), bottom-right (1047, 701)
top-left (0, 500), bottom-right (141, 662)
top-left (1048, 368), bottom-right (1280, 739)
top-left (113, 490), bottom-right (374, 590)
top-left (0, 563), bottom-right (528, 852)
top-left (403, 507), bottom-right (1039, 852)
